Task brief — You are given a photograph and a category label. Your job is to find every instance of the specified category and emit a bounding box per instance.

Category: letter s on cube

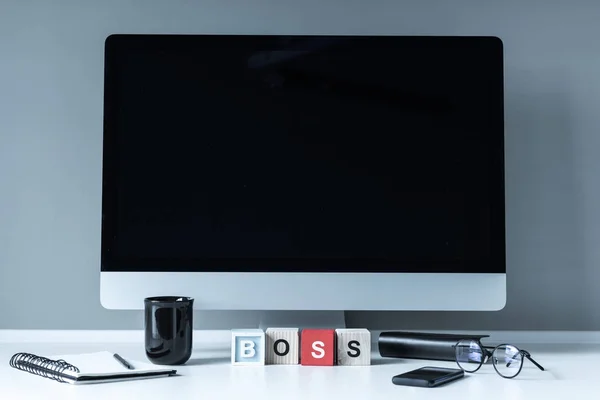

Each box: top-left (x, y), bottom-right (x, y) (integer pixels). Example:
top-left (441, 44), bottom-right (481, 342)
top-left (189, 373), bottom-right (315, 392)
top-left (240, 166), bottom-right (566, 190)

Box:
top-left (231, 329), bottom-right (265, 365)
top-left (301, 329), bottom-right (336, 366)
top-left (335, 328), bottom-right (371, 366)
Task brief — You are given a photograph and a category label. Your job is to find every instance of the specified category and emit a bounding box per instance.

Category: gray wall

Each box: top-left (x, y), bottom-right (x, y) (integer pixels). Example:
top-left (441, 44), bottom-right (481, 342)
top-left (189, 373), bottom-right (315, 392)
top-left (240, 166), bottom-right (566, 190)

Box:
top-left (1, 0), bottom-right (599, 330)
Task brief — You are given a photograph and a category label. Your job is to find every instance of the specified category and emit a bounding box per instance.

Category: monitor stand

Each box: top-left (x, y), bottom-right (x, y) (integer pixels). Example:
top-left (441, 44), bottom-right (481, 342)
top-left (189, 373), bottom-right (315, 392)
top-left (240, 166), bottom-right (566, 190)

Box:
top-left (258, 311), bottom-right (346, 330)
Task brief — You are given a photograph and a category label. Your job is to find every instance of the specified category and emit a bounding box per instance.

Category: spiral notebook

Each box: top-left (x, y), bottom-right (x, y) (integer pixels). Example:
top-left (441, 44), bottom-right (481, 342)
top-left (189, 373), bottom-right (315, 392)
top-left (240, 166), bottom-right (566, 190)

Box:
top-left (9, 351), bottom-right (177, 384)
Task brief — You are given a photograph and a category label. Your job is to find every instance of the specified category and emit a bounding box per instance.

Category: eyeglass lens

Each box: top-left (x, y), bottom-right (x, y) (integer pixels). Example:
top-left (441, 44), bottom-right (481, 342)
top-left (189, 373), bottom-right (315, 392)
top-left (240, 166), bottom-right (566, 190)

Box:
top-left (492, 344), bottom-right (523, 378)
top-left (455, 339), bottom-right (484, 372)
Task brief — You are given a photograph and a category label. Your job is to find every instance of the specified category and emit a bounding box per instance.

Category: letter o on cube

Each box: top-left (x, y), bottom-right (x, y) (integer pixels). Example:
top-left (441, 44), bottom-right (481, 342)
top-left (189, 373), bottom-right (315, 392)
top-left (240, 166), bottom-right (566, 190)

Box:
top-left (266, 328), bottom-right (299, 365)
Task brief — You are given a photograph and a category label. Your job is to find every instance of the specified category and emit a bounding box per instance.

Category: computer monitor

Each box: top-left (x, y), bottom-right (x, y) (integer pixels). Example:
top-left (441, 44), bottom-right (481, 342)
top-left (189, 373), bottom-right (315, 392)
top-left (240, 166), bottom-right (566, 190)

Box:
top-left (100, 34), bottom-right (506, 311)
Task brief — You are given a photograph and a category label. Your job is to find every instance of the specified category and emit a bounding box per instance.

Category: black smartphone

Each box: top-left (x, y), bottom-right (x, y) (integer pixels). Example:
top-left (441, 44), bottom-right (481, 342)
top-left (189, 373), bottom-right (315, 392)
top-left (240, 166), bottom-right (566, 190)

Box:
top-left (392, 367), bottom-right (465, 388)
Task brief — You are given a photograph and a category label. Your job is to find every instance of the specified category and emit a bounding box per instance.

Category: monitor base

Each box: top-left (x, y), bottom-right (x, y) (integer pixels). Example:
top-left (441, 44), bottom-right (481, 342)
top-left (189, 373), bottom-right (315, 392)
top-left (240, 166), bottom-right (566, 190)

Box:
top-left (258, 311), bottom-right (346, 330)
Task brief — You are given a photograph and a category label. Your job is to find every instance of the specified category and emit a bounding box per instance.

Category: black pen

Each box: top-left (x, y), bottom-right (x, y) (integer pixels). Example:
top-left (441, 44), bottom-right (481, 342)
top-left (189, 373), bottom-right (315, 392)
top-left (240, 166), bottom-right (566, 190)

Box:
top-left (113, 353), bottom-right (135, 370)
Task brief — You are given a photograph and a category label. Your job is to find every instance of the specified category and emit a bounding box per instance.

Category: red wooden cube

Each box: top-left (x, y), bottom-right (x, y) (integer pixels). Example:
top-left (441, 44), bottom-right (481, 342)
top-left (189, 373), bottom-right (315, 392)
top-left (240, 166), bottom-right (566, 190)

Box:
top-left (300, 329), bottom-right (336, 366)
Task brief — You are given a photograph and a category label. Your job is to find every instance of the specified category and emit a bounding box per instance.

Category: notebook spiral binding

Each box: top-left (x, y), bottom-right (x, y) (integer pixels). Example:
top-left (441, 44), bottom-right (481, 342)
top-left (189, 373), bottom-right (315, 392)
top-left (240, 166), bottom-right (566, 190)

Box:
top-left (9, 353), bottom-right (80, 383)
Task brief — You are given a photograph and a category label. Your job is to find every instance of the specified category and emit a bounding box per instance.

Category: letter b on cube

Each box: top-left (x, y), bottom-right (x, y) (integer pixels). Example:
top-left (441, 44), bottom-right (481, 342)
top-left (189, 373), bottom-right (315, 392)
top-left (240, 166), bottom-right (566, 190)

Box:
top-left (266, 328), bottom-right (299, 364)
top-left (231, 329), bottom-right (265, 365)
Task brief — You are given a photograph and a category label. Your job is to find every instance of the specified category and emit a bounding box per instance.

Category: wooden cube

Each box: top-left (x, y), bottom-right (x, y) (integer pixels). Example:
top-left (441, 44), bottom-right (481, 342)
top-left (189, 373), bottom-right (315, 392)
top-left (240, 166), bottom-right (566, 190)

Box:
top-left (335, 328), bottom-right (371, 366)
top-left (300, 329), bottom-right (336, 366)
top-left (266, 328), bottom-right (300, 365)
top-left (231, 329), bottom-right (265, 365)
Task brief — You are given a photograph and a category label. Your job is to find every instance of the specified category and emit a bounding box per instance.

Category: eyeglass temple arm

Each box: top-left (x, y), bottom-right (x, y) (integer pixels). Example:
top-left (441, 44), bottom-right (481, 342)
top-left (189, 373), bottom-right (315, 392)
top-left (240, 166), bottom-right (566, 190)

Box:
top-left (506, 351), bottom-right (545, 371)
top-left (525, 353), bottom-right (545, 371)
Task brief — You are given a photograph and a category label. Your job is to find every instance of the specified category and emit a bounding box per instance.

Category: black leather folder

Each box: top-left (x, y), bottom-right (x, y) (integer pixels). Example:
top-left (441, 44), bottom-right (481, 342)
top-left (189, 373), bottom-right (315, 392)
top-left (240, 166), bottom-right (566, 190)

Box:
top-left (378, 331), bottom-right (490, 362)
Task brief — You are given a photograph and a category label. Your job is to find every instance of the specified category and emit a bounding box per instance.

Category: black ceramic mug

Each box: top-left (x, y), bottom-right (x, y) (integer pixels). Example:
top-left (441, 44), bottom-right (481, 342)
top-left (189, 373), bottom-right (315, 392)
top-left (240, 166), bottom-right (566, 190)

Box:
top-left (144, 296), bottom-right (194, 365)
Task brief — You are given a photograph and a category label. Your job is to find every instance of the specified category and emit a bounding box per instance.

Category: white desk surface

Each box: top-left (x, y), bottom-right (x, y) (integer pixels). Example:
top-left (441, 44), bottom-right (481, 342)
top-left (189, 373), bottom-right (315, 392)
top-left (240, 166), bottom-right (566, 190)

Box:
top-left (1, 330), bottom-right (599, 400)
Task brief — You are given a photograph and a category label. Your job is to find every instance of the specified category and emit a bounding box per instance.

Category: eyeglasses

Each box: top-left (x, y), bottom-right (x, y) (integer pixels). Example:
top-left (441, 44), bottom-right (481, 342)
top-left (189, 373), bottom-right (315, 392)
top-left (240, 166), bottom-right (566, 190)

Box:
top-left (454, 339), bottom-right (545, 379)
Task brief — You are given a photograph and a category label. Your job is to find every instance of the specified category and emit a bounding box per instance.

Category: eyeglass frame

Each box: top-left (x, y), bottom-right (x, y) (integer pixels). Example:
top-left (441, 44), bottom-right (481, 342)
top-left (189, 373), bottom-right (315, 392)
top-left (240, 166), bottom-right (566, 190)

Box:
top-left (453, 339), bottom-right (545, 379)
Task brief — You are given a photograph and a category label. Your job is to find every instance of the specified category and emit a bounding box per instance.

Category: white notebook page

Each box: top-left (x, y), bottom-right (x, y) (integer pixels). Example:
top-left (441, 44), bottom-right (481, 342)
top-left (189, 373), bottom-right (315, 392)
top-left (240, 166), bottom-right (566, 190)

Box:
top-left (52, 351), bottom-right (174, 378)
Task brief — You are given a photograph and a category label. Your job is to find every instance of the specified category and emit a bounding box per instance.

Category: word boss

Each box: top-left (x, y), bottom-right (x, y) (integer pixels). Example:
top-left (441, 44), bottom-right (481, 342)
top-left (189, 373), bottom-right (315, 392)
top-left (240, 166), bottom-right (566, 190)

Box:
top-left (231, 328), bottom-right (371, 366)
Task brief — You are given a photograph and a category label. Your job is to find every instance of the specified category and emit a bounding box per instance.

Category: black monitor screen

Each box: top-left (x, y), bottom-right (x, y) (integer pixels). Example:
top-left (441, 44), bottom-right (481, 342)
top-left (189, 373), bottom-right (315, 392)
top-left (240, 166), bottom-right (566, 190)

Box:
top-left (101, 35), bottom-right (505, 273)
